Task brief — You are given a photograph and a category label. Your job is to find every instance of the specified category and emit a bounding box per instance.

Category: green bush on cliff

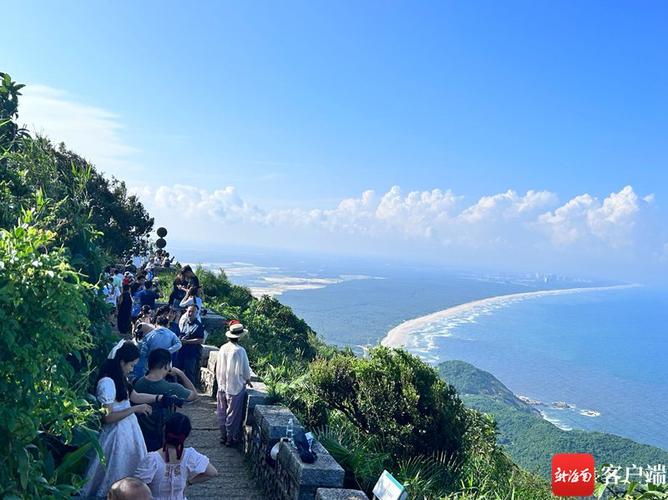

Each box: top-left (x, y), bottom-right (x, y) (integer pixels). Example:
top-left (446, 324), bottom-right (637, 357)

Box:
top-left (0, 72), bottom-right (154, 497)
top-left (0, 208), bottom-right (99, 498)
top-left (304, 347), bottom-right (537, 497)
top-left (1, 73), bottom-right (153, 267)
top-left (309, 347), bottom-right (474, 461)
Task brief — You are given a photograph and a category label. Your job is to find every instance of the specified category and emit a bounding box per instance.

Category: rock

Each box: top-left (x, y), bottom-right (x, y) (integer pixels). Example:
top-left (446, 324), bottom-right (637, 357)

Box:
top-left (316, 489), bottom-right (368, 500)
top-left (202, 312), bottom-right (226, 330)
top-left (201, 344), bottom-right (218, 368)
top-left (245, 382), bottom-right (269, 427)
top-left (200, 367), bottom-right (216, 398)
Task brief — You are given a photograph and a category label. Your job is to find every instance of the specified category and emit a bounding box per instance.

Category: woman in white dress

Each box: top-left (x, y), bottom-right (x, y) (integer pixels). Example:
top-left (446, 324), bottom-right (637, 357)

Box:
top-left (135, 413), bottom-right (217, 500)
top-left (81, 342), bottom-right (171, 499)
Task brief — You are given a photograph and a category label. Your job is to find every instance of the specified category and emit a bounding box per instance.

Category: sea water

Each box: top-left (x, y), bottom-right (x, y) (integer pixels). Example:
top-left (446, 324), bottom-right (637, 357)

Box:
top-left (396, 285), bottom-right (668, 450)
top-left (177, 246), bottom-right (667, 450)
top-left (282, 274), bottom-right (668, 451)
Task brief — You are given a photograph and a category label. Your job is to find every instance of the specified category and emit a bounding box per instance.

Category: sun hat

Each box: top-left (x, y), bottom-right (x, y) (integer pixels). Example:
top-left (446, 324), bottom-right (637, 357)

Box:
top-left (226, 322), bottom-right (248, 339)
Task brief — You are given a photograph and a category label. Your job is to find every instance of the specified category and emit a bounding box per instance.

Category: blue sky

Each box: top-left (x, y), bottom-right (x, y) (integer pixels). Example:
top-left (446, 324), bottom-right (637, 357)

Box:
top-left (3, 1), bottom-right (667, 281)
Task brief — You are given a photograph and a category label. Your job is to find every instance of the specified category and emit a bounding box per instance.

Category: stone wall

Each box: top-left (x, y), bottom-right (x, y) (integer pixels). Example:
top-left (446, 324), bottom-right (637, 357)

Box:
top-left (247, 405), bottom-right (351, 500)
top-left (200, 348), bottom-right (368, 499)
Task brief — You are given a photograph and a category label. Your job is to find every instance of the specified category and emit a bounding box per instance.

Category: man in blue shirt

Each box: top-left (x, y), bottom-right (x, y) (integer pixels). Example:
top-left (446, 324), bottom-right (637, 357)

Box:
top-left (137, 280), bottom-right (161, 310)
top-left (133, 315), bottom-right (182, 380)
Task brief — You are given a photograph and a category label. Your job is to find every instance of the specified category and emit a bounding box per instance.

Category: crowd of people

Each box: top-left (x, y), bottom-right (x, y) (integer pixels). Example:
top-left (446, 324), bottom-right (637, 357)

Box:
top-left (101, 262), bottom-right (205, 386)
top-left (81, 255), bottom-right (254, 499)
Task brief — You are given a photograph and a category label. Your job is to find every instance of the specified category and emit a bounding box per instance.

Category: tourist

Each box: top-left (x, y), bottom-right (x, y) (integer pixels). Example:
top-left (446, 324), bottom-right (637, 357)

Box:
top-left (131, 282), bottom-right (143, 320)
top-left (102, 278), bottom-right (116, 306)
top-left (117, 283), bottom-right (133, 336)
top-left (178, 265), bottom-right (200, 291)
top-left (177, 305), bottom-right (205, 385)
top-left (161, 253), bottom-right (174, 268)
top-left (113, 268), bottom-right (124, 289)
top-left (132, 255), bottom-right (143, 271)
top-left (134, 348), bottom-right (197, 451)
top-left (137, 305), bottom-right (153, 324)
top-left (135, 413), bottom-right (217, 500)
top-left (168, 279), bottom-right (186, 310)
top-left (133, 316), bottom-right (182, 380)
top-left (167, 308), bottom-right (181, 366)
top-left (106, 477), bottom-right (152, 500)
top-left (178, 287), bottom-right (202, 324)
top-left (215, 323), bottom-right (252, 447)
top-left (80, 342), bottom-right (171, 498)
top-left (138, 280), bottom-right (161, 310)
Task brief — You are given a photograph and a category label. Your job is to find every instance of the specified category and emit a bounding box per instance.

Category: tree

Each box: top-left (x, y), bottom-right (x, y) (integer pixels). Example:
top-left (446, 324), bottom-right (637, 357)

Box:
top-left (308, 347), bottom-right (475, 461)
top-left (53, 143), bottom-right (154, 259)
top-left (0, 71), bottom-right (28, 150)
top-left (0, 208), bottom-right (97, 497)
top-left (0, 73), bottom-right (154, 266)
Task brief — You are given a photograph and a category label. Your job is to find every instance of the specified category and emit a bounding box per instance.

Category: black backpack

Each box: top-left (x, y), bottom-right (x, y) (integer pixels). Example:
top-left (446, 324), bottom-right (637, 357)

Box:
top-left (293, 429), bottom-right (317, 464)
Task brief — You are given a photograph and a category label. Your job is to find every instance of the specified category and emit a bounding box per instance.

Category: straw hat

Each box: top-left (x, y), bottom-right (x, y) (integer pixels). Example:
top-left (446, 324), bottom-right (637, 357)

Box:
top-left (226, 322), bottom-right (248, 339)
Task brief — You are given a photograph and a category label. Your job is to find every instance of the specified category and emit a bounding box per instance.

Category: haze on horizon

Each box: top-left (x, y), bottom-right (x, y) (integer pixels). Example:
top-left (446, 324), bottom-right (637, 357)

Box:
top-left (3, 1), bottom-right (667, 284)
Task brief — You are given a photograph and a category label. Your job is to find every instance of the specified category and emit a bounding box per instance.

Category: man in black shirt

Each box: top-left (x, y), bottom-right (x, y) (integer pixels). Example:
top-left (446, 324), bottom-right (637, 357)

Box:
top-left (134, 348), bottom-right (197, 451)
top-left (177, 304), bottom-right (205, 385)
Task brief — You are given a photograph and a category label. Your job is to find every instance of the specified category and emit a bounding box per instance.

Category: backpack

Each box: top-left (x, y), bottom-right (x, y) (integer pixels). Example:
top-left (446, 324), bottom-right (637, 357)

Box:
top-left (293, 429), bottom-right (317, 464)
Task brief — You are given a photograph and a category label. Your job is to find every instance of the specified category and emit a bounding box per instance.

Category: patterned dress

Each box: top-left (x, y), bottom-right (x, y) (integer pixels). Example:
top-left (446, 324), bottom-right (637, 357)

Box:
top-left (79, 377), bottom-right (147, 499)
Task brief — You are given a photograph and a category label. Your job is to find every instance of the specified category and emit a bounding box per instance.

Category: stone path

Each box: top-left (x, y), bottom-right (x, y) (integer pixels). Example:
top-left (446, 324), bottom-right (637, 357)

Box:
top-left (181, 395), bottom-right (264, 499)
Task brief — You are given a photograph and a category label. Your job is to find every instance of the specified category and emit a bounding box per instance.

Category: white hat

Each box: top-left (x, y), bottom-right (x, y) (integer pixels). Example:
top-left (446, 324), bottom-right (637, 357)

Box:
top-left (226, 323), bottom-right (248, 339)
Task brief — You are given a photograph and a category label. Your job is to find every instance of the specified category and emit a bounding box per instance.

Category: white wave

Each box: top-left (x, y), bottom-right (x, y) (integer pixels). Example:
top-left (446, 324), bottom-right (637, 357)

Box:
top-left (381, 284), bottom-right (639, 350)
top-left (539, 410), bottom-right (573, 431)
top-left (262, 276), bottom-right (342, 285)
top-left (249, 273), bottom-right (381, 298)
top-left (183, 261), bottom-right (280, 277)
top-left (339, 274), bottom-right (387, 281)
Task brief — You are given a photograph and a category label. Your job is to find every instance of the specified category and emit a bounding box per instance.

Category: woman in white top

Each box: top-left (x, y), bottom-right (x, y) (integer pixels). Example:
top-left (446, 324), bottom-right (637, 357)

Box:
top-left (135, 412), bottom-right (217, 500)
top-left (178, 287), bottom-right (203, 327)
top-left (80, 342), bottom-right (170, 499)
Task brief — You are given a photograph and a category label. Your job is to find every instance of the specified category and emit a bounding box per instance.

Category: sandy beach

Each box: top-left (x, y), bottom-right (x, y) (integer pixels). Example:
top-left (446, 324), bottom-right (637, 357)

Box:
top-left (381, 284), bottom-right (638, 348)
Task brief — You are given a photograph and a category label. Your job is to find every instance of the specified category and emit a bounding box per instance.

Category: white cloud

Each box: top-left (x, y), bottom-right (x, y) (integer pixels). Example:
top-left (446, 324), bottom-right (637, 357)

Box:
top-left (18, 84), bottom-right (138, 176)
top-left (134, 184), bottom-right (263, 223)
top-left (539, 186), bottom-right (644, 247)
top-left (460, 189), bottom-right (557, 223)
top-left (135, 182), bottom-right (652, 250)
top-left (132, 182), bottom-right (665, 277)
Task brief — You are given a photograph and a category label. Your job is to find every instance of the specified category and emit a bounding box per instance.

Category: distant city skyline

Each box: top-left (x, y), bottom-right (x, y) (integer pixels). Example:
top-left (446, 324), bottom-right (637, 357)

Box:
top-left (3, 1), bottom-right (667, 282)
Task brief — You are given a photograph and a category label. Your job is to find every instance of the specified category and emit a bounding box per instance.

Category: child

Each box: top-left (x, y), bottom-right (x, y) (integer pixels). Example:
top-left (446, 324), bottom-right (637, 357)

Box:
top-left (135, 413), bottom-right (217, 499)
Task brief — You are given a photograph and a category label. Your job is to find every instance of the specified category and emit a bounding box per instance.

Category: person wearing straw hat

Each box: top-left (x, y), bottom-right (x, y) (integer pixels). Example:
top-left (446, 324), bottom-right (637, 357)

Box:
top-left (215, 322), bottom-right (253, 446)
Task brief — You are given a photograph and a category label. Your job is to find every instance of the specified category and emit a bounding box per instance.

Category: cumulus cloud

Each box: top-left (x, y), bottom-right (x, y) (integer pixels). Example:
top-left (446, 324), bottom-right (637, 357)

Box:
top-left (134, 184), bottom-right (263, 223)
top-left (135, 182), bottom-right (652, 250)
top-left (459, 189), bottom-right (557, 223)
top-left (18, 85), bottom-right (139, 176)
top-left (538, 186), bottom-right (646, 247)
top-left (133, 182), bottom-right (667, 278)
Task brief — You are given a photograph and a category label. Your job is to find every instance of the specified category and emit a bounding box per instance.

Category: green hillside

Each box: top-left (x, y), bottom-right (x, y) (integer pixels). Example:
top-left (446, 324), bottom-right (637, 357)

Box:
top-left (439, 360), bottom-right (668, 478)
top-left (438, 359), bottom-right (539, 415)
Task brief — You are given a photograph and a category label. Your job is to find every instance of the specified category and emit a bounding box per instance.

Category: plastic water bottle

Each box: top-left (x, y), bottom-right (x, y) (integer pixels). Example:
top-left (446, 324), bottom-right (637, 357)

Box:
top-left (286, 418), bottom-right (294, 446)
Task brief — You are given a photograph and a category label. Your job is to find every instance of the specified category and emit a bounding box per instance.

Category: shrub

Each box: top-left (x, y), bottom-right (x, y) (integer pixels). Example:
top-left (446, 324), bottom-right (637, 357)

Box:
top-left (241, 296), bottom-right (319, 366)
top-left (0, 210), bottom-right (98, 497)
top-left (308, 346), bottom-right (471, 461)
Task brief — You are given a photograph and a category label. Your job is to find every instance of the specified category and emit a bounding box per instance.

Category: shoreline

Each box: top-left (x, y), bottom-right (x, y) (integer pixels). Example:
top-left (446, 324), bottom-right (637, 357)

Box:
top-left (381, 284), bottom-right (639, 348)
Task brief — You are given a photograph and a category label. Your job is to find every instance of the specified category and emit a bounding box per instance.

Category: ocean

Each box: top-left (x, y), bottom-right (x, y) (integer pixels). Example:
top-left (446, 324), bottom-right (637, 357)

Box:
top-left (176, 246), bottom-right (668, 451)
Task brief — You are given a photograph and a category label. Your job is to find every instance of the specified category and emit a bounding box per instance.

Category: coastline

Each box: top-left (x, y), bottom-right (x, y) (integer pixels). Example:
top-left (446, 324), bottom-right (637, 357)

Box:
top-left (381, 284), bottom-right (639, 348)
